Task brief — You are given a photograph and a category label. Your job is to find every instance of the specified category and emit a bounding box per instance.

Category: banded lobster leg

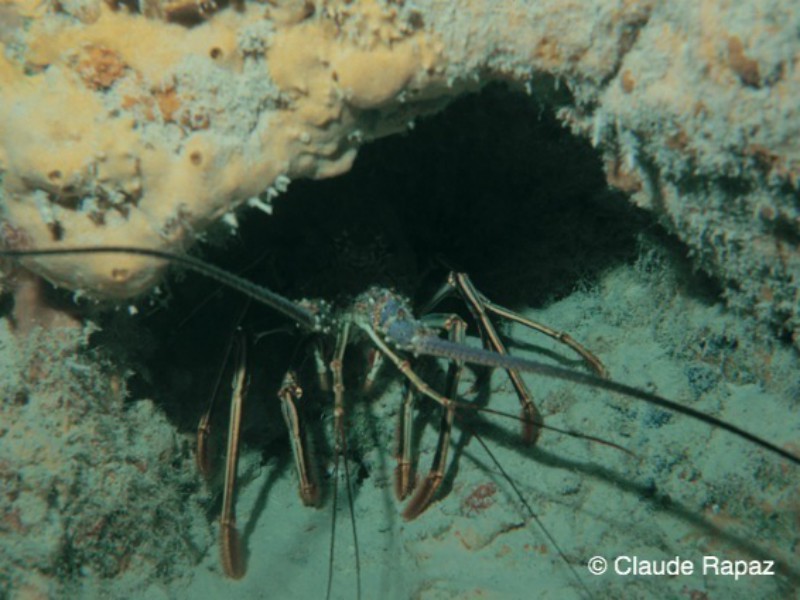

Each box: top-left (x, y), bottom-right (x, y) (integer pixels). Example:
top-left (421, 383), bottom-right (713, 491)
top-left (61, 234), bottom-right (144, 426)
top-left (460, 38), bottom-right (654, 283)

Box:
top-left (365, 310), bottom-right (468, 519)
top-left (194, 304), bottom-right (255, 579)
top-left (194, 330), bottom-right (249, 579)
top-left (279, 323), bottom-right (353, 510)
top-left (424, 272), bottom-right (607, 445)
top-left (277, 371), bottom-right (320, 507)
top-left (281, 323), bottom-right (363, 598)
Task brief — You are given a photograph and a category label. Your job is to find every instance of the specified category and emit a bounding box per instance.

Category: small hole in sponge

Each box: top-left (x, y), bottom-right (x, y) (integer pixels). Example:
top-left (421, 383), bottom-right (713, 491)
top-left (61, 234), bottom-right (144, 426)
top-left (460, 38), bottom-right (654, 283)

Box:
top-left (111, 268), bottom-right (130, 282)
top-left (48, 170), bottom-right (62, 182)
top-left (190, 151), bottom-right (203, 165)
top-left (210, 47), bottom-right (223, 60)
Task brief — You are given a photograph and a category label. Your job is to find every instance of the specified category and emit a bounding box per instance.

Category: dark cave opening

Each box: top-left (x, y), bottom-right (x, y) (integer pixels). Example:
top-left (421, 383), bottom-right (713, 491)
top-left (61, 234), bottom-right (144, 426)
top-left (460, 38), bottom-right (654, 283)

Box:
top-left (113, 84), bottom-right (659, 448)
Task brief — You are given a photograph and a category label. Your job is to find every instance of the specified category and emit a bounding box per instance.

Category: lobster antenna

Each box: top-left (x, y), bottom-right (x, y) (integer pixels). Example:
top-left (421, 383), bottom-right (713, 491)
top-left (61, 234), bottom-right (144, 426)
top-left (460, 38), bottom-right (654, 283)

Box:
top-left (464, 418), bottom-right (595, 599)
top-left (0, 246), bottom-right (320, 331)
top-left (413, 335), bottom-right (800, 467)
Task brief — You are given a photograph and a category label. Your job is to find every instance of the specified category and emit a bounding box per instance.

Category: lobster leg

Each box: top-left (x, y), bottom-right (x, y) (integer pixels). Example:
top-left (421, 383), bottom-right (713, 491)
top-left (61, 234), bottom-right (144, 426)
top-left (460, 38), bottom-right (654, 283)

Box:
top-left (393, 313), bottom-right (466, 503)
top-left (219, 332), bottom-right (248, 579)
top-left (278, 371), bottom-right (320, 507)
